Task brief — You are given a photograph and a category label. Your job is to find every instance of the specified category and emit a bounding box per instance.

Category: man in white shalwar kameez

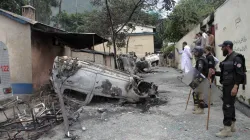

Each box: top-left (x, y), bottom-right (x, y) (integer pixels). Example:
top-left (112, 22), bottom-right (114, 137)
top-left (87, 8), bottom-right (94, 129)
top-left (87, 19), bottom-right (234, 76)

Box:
top-left (176, 42), bottom-right (193, 73)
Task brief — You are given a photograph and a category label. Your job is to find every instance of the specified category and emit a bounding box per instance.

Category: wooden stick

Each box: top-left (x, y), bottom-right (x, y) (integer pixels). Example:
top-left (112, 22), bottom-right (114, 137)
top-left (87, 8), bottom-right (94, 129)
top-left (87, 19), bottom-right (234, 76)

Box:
top-left (185, 89), bottom-right (192, 110)
top-left (206, 80), bottom-right (212, 130)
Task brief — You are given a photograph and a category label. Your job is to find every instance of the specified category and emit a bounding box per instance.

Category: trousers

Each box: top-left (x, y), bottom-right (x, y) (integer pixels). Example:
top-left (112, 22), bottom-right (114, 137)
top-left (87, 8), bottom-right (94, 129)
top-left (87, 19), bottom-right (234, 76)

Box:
top-left (222, 84), bottom-right (236, 126)
top-left (193, 86), bottom-right (205, 108)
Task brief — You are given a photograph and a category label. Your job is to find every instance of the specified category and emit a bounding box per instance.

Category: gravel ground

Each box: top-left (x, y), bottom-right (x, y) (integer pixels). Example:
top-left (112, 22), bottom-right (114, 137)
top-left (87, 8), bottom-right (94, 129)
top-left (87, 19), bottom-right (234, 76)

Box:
top-left (39, 67), bottom-right (250, 140)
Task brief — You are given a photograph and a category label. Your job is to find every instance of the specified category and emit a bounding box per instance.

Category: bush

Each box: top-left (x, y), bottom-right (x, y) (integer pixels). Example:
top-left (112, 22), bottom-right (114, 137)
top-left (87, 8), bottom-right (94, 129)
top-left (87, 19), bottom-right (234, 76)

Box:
top-left (161, 44), bottom-right (175, 55)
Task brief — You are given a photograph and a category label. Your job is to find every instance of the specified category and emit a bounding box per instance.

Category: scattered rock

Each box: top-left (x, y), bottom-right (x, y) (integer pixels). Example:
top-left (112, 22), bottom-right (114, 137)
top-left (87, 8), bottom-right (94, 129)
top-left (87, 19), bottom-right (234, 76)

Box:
top-left (101, 112), bottom-right (107, 120)
top-left (97, 108), bottom-right (107, 113)
top-left (82, 126), bottom-right (87, 131)
top-left (0, 106), bottom-right (5, 111)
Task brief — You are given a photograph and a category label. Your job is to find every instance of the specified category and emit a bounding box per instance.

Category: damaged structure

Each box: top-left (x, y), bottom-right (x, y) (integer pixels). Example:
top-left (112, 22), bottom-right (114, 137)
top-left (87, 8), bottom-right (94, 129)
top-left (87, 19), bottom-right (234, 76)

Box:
top-left (50, 56), bottom-right (158, 105)
top-left (48, 56), bottom-right (159, 137)
top-left (0, 6), bottom-right (106, 95)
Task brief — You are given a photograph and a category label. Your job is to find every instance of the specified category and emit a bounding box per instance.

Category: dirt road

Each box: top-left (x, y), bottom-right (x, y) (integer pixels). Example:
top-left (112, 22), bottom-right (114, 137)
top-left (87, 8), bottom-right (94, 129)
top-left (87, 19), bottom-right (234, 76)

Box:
top-left (39, 67), bottom-right (250, 140)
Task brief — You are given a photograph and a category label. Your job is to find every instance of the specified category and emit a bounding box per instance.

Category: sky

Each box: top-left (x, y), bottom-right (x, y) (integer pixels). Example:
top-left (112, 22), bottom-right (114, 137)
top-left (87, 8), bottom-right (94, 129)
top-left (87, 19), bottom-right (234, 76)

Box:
top-left (148, 0), bottom-right (181, 19)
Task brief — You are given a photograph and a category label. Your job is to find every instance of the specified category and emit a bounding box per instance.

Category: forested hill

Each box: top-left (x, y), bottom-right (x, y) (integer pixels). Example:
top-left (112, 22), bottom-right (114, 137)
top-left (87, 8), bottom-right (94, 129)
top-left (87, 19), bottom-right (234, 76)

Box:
top-left (52, 0), bottom-right (95, 16)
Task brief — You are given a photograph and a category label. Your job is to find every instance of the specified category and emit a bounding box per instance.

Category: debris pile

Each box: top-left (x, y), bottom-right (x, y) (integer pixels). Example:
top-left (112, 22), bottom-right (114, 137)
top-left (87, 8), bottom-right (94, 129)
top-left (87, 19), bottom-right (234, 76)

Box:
top-left (0, 87), bottom-right (61, 139)
top-left (0, 84), bottom-right (85, 140)
top-left (0, 56), bottom-right (161, 139)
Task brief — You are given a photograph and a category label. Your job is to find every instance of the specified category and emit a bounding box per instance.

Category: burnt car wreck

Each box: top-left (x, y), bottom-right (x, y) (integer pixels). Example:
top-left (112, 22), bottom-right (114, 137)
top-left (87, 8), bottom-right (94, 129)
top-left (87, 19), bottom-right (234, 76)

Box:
top-left (50, 56), bottom-right (158, 105)
top-left (117, 53), bottom-right (160, 74)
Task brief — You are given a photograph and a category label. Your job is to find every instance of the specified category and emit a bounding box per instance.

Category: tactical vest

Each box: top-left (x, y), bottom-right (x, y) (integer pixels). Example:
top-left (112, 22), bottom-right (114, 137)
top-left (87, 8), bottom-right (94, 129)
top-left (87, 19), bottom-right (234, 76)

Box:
top-left (219, 52), bottom-right (247, 86)
top-left (195, 56), bottom-right (209, 77)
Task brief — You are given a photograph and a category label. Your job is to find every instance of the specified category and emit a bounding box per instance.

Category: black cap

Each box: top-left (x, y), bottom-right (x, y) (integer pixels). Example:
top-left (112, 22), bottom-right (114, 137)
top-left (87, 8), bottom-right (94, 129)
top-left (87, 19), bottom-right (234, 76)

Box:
top-left (192, 46), bottom-right (204, 53)
top-left (218, 41), bottom-right (233, 47)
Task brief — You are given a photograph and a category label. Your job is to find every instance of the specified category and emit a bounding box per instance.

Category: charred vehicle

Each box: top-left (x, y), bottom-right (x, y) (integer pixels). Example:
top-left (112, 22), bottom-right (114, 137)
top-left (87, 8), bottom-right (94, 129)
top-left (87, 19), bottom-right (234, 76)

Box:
top-left (145, 54), bottom-right (160, 67)
top-left (117, 53), bottom-right (159, 74)
top-left (50, 56), bottom-right (158, 105)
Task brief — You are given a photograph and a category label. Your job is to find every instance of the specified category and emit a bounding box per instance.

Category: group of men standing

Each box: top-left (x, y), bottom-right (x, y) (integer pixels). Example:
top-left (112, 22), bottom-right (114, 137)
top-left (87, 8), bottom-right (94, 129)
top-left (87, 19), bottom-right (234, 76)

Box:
top-left (176, 37), bottom-right (246, 137)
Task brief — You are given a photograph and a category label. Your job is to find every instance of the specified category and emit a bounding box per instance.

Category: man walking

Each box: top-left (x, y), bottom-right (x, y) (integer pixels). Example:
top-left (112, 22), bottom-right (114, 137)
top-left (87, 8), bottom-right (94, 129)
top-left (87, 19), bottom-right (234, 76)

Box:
top-left (207, 31), bottom-right (215, 56)
top-left (201, 29), bottom-right (209, 48)
top-left (209, 41), bottom-right (246, 137)
top-left (194, 33), bottom-right (202, 48)
top-left (176, 42), bottom-right (192, 74)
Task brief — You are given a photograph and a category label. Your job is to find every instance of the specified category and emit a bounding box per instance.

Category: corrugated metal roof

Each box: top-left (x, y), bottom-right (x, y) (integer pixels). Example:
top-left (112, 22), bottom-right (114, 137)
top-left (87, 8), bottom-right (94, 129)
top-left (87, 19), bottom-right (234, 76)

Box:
top-left (22, 5), bottom-right (35, 10)
top-left (0, 9), bottom-right (37, 24)
top-left (32, 28), bottom-right (107, 49)
top-left (72, 49), bottom-right (114, 56)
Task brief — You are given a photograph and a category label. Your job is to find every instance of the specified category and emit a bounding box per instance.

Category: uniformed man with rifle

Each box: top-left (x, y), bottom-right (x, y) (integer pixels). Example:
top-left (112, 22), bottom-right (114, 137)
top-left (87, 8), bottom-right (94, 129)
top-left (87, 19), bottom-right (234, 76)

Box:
top-left (209, 41), bottom-right (246, 137)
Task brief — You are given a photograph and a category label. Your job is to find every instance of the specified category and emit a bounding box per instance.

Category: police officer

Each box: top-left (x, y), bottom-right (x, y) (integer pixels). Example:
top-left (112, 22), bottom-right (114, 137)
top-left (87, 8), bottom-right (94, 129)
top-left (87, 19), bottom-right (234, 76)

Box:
top-left (209, 41), bottom-right (246, 137)
top-left (192, 46), bottom-right (209, 114)
top-left (204, 46), bottom-right (216, 82)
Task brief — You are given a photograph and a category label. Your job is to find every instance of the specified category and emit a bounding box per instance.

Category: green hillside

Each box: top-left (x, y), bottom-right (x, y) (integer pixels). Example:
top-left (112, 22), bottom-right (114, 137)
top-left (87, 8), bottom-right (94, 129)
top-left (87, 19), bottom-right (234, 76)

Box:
top-left (52, 0), bottom-right (94, 16)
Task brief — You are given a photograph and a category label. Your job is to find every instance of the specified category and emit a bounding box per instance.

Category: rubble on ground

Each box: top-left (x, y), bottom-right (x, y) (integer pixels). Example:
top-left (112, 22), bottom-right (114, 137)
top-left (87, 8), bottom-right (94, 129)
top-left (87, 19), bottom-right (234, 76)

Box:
top-left (0, 56), bottom-right (162, 139)
top-left (0, 85), bottom-right (63, 140)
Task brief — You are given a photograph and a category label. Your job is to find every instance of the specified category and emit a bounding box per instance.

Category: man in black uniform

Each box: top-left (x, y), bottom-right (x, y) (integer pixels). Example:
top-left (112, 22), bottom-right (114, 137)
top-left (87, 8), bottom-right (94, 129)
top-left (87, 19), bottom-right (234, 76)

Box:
top-left (205, 46), bottom-right (216, 82)
top-left (209, 41), bottom-right (246, 137)
top-left (192, 46), bottom-right (209, 114)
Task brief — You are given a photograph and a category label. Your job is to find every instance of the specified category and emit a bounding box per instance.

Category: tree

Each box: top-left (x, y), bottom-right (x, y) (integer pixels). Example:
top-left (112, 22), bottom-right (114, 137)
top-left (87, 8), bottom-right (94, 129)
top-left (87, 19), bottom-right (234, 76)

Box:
top-left (53, 0), bottom-right (175, 68)
top-left (0, 0), bottom-right (28, 15)
top-left (163, 0), bottom-right (226, 43)
top-left (30, 0), bottom-right (59, 24)
top-left (51, 11), bottom-right (86, 32)
top-left (0, 0), bottom-right (59, 24)
top-left (89, 0), bottom-right (175, 68)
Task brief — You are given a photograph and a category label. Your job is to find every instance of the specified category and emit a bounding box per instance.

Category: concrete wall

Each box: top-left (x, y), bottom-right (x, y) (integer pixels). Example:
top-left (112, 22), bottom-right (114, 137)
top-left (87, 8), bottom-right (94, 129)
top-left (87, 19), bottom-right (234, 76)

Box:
top-left (214, 0), bottom-right (250, 106)
top-left (0, 14), bottom-right (32, 94)
top-left (95, 35), bottom-right (154, 58)
top-left (175, 25), bottom-right (201, 69)
top-left (72, 51), bottom-right (103, 64)
top-left (174, 0), bottom-right (250, 107)
top-left (72, 51), bottom-right (115, 69)
top-left (64, 46), bottom-right (72, 56)
top-left (31, 31), bottom-right (64, 89)
top-left (104, 55), bottom-right (115, 69)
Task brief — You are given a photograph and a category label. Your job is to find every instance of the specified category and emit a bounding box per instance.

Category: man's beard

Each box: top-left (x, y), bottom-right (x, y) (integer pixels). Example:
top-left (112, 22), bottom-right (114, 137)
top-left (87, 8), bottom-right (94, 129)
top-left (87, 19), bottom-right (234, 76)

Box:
top-left (223, 50), bottom-right (229, 56)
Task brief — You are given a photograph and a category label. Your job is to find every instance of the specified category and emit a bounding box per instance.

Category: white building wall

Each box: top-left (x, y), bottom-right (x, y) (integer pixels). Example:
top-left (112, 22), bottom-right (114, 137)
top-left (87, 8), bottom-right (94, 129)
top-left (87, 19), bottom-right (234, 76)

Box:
top-left (0, 15), bottom-right (32, 85)
top-left (175, 25), bottom-right (201, 69)
top-left (214, 0), bottom-right (250, 106)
